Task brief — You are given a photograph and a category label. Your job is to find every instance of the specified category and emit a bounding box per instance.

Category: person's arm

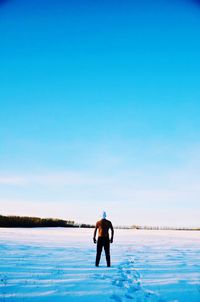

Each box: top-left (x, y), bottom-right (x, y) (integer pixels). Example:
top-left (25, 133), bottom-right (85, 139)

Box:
top-left (93, 223), bottom-right (98, 243)
top-left (110, 222), bottom-right (114, 243)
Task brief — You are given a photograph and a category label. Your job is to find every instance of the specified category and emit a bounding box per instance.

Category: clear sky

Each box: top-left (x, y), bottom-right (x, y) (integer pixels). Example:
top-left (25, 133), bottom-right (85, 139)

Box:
top-left (0, 0), bottom-right (200, 227)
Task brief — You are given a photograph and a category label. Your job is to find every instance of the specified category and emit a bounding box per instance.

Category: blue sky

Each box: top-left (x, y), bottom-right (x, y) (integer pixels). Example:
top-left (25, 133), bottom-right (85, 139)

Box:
top-left (0, 0), bottom-right (200, 226)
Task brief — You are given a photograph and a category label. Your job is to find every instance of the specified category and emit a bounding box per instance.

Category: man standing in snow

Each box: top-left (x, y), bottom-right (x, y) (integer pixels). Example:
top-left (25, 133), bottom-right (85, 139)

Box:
top-left (93, 211), bottom-right (114, 267)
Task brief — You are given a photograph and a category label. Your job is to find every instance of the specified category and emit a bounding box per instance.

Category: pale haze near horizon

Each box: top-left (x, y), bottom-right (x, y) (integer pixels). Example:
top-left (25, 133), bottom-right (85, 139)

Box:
top-left (0, 0), bottom-right (200, 227)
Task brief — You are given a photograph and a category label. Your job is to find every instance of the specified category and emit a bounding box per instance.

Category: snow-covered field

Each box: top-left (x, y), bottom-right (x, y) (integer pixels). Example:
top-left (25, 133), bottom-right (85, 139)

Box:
top-left (0, 228), bottom-right (200, 302)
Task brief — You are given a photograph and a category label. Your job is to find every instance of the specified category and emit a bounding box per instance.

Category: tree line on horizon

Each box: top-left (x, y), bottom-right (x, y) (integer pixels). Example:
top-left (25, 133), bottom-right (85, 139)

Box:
top-left (0, 215), bottom-right (199, 230)
top-left (0, 215), bottom-right (75, 228)
top-left (130, 225), bottom-right (200, 231)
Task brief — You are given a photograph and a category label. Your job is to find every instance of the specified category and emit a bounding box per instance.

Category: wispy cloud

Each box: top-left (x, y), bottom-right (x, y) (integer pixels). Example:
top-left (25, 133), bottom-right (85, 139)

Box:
top-left (1, 163), bottom-right (200, 206)
top-left (1, 145), bottom-right (200, 226)
top-left (0, 171), bottom-right (113, 186)
top-left (0, 176), bottom-right (27, 186)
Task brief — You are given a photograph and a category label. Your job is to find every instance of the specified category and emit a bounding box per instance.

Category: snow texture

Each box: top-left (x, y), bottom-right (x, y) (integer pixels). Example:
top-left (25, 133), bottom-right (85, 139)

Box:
top-left (0, 228), bottom-right (200, 302)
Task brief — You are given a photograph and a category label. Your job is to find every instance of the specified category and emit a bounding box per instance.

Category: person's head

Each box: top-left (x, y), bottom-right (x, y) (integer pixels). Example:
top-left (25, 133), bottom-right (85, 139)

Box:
top-left (102, 211), bottom-right (107, 219)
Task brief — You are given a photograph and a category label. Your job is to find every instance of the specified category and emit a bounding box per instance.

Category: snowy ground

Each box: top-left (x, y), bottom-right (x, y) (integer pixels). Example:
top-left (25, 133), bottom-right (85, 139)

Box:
top-left (0, 228), bottom-right (200, 302)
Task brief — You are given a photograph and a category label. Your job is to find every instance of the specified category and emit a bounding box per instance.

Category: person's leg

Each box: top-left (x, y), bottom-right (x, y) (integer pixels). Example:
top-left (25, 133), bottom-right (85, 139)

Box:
top-left (104, 238), bottom-right (111, 267)
top-left (95, 237), bottom-right (103, 266)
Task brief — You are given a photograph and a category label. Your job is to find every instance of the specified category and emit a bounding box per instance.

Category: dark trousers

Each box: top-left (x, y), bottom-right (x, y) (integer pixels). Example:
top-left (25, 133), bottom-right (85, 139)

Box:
top-left (95, 237), bottom-right (111, 267)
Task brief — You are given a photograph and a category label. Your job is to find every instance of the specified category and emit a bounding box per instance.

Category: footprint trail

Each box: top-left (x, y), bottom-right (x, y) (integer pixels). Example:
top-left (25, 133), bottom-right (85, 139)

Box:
top-left (110, 256), bottom-right (165, 302)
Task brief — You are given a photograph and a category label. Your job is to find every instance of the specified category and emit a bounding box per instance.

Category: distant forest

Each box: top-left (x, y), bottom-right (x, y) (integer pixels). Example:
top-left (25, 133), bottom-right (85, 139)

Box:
top-left (0, 215), bottom-right (76, 228)
top-left (0, 215), bottom-right (96, 228)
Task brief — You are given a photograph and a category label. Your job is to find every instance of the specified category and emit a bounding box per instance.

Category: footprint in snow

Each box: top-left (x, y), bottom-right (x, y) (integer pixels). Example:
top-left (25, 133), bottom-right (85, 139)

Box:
top-left (110, 257), bottom-right (166, 302)
top-left (110, 293), bottom-right (123, 302)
